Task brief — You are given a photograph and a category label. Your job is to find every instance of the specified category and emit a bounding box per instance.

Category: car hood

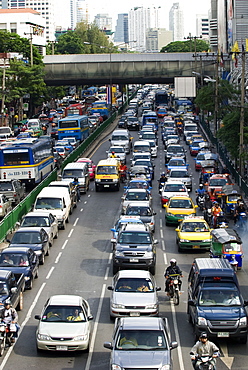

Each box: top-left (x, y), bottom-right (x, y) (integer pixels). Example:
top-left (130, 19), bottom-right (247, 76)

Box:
top-left (179, 232), bottom-right (210, 240)
top-left (9, 243), bottom-right (42, 251)
top-left (0, 266), bottom-right (30, 276)
top-left (162, 191), bottom-right (188, 198)
top-left (38, 321), bottom-right (88, 337)
top-left (113, 349), bottom-right (170, 367)
top-left (139, 216), bottom-right (152, 223)
top-left (112, 292), bottom-right (157, 305)
top-left (198, 306), bottom-right (245, 320)
top-left (167, 208), bottom-right (195, 215)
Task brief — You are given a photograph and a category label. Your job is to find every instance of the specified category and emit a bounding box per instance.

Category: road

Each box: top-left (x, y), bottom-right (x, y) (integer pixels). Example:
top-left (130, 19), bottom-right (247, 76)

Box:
top-left (0, 122), bottom-right (248, 370)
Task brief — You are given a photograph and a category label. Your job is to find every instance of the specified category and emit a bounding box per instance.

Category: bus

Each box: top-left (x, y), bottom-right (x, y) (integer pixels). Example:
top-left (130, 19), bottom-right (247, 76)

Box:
top-left (0, 138), bottom-right (54, 185)
top-left (58, 115), bottom-right (90, 142)
top-left (65, 103), bottom-right (87, 117)
top-left (154, 90), bottom-right (168, 108)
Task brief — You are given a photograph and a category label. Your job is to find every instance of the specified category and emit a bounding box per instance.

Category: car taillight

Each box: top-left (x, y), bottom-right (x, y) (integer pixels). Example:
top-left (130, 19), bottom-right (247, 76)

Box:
top-left (28, 171), bottom-right (31, 179)
top-left (3, 172), bottom-right (6, 179)
top-left (13, 192), bottom-right (16, 197)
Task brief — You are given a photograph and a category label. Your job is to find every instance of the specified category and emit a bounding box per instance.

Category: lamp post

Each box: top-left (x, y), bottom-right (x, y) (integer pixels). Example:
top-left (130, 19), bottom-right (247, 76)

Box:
top-left (0, 53), bottom-right (10, 126)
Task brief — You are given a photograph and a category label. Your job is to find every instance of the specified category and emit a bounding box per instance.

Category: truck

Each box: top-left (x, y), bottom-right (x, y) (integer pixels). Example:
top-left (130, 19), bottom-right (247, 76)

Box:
top-left (0, 270), bottom-right (25, 311)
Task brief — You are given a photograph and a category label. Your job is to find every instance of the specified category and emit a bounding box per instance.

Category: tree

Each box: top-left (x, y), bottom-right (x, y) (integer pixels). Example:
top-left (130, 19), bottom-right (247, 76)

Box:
top-left (160, 39), bottom-right (209, 53)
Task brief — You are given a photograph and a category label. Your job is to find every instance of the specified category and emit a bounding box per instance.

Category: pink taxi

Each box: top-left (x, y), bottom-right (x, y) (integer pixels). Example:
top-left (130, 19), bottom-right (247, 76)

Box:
top-left (77, 157), bottom-right (96, 180)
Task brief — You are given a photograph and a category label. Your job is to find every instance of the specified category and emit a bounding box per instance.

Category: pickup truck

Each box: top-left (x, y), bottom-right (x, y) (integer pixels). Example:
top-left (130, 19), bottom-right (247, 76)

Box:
top-left (0, 270), bottom-right (25, 311)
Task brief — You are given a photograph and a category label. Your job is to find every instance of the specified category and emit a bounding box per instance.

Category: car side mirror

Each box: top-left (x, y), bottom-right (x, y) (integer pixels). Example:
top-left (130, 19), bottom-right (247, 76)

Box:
top-left (175, 228), bottom-right (179, 232)
top-left (15, 222), bottom-right (20, 228)
top-left (153, 212), bottom-right (156, 215)
top-left (11, 287), bottom-right (17, 294)
top-left (244, 300), bottom-right (248, 307)
top-left (154, 239), bottom-right (158, 244)
top-left (104, 342), bottom-right (113, 350)
top-left (88, 315), bottom-right (94, 321)
top-left (111, 238), bottom-right (117, 244)
top-left (156, 287), bottom-right (161, 292)
top-left (170, 341), bottom-right (178, 350)
top-left (188, 299), bottom-right (196, 307)
top-left (107, 286), bottom-right (114, 291)
top-left (110, 228), bottom-right (116, 232)
top-left (34, 315), bottom-right (41, 320)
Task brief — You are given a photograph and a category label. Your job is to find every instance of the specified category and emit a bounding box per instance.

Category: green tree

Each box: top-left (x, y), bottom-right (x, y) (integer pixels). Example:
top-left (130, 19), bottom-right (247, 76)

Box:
top-left (54, 30), bottom-right (85, 54)
top-left (160, 39), bottom-right (209, 53)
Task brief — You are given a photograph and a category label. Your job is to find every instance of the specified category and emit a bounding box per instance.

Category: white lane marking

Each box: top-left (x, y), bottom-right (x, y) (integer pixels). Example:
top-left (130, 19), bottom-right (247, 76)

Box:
top-left (108, 253), bottom-right (113, 264)
top-left (55, 252), bottom-right (62, 264)
top-left (104, 267), bottom-right (110, 280)
top-left (62, 239), bottom-right (68, 250)
top-left (68, 229), bottom-right (74, 238)
top-left (0, 282), bottom-right (46, 370)
top-left (163, 252), bottom-right (167, 265)
top-left (160, 229), bottom-right (163, 238)
top-left (162, 240), bottom-right (165, 251)
top-left (73, 218), bottom-right (79, 226)
top-left (160, 209), bottom-right (162, 213)
top-left (170, 301), bottom-right (185, 370)
top-left (84, 201), bottom-right (87, 204)
top-left (46, 266), bottom-right (54, 279)
top-left (80, 208), bottom-right (84, 212)
top-left (160, 219), bottom-right (162, 228)
top-left (88, 194), bottom-right (91, 198)
top-left (85, 284), bottom-right (106, 370)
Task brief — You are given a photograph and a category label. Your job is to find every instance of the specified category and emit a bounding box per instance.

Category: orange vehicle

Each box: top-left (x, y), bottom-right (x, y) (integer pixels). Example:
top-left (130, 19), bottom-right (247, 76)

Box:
top-left (206, 174), bottom-right (233, 199)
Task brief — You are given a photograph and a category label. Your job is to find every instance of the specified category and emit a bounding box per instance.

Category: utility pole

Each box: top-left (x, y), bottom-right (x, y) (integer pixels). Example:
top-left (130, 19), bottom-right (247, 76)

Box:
top-left (239, 49), bottom-right (246, 177)
top-left (214, 52), bottom-right (219, 136)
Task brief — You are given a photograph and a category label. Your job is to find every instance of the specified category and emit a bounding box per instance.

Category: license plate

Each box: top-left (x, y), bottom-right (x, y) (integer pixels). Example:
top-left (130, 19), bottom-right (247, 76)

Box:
top-left (56, 345), bottom-right (68, 351)
top-left (104, 185), bottom-right (110, 187)
top-left (217, 332), bottom-right (229, 337)
top-left (192, 245), bottom-right (200, 249)
top-left (130, 258), bottom-right (139, 262)
top-left (130, 312), bottom-right (140, 317)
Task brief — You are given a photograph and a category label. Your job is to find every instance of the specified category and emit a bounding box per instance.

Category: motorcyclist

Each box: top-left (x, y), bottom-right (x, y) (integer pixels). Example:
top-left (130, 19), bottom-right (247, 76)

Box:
top-left (0, 301), bottom-right (19, 343)
top-left (71, 177), bottom-right (81, 202)
top-left (234, 202), bottom-right (247, 225)
top-left (110, 151), bottom-right (117, 158)
top-left (211, 201), bottom-right (223, 228)
top-left (190, 332), bottom-right (219, 370)
top-left (120, 161), bottom-right (128, 181)
top-left (203, 194), bottom-right (213, 224)
top-left (158, 173), bottom-right (166, 191)
top-left (216, 211), bottom-right (229, 228)
top-left (164, 259), bottom-right (182, 295)
top-left (195, 184), bottom-right (206, 206)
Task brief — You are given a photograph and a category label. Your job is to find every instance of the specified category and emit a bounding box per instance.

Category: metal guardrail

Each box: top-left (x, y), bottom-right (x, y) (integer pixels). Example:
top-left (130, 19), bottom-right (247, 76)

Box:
top-left (0, 93), bottom-right (136, 242)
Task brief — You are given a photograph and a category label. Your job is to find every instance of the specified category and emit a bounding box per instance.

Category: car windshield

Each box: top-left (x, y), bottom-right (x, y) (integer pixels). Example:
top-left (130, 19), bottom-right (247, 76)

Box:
top-left (22, 216), bottom-right (49, 227)
top-left (116, 330), bottom-right (167, 350)
top-left (199, 289), bottom-right (241, 307)
top-left (119, 232), bottom-right (151, 244)
top-left (0, 253), bottom-right (29, 267)
top-left (126, 206), bottom-right (152, 216)
top-left (41, 305), bottom-right (86, 322)
top-left (181, 222), bottom-right (209, 232)
top-left (35, 197), bottom-right (63, 210)
top-left (115, 278), bottom-right (154, 292)
top-left (0, 182), bottom-right (13, 191)
top-left (164, 184), bottom-right (185, 192)
top-left (167, 147), bottom-right (182, 153)
top-left (209, 179), bottom-right (227, 186)
top-left (63, 169), bottom-right (84, 178)
top-left (169, 199), bottom-right (192, 208)
top-left (109, 148), bottom-right (124, 153)
top-left (97, 166), bottom-right (117, 175)
top-left (11, 232), bottom-right (41, 244)
top-left (142, 133), bottom-right (156, 140)
top-left (112, 135), bottom-right (128, 141)
top-left (168, 160), bottom-right (185, 166)
top-left (125, 192), bottom-right (149, 201)
top-left (170, 171), bottom-right (188, 178)
top-left (135, 161), bottom-right (152, 167)
top-left (197, 154), bottom-right (205, 160)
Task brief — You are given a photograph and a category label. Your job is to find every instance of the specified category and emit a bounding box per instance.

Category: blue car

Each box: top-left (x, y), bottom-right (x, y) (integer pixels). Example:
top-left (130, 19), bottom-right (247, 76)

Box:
top-left (0, 247), bottom-right (39, 289)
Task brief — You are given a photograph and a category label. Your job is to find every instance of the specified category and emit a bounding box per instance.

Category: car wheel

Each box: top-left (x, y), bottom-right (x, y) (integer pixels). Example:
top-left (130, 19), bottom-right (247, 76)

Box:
top-left (113, 265), bottom-right (118, 275)
top-left (165, 221), bottom-right (169, 226)
top-left (36, 345), bottom-right (43, 353)
top-left (28, 278), bottom-right (33, 290)
top-left (95, 185), bottom-right (99, 192)
top-left (40, 253), bottom-right (45, 265)
top-left (35, 269), bottom-right (39, 279)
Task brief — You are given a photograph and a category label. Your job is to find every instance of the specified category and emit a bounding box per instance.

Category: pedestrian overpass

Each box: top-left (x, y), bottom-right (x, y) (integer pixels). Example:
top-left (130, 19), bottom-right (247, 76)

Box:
top-left (43, 52), bottom-right (222, 86)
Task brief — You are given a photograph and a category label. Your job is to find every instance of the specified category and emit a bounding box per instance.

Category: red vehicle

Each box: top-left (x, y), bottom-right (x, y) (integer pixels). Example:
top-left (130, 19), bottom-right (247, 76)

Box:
top-left (65, 103), bottom-right (87, 117)
top-left (76, 157), bottom-right (96, 180)
top-left (206, 174), bottom-right (233, 198)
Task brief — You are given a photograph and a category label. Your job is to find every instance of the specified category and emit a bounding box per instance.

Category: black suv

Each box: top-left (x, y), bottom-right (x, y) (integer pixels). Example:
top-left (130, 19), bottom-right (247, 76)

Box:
top-left (112, 224), bottom-right (157, 275)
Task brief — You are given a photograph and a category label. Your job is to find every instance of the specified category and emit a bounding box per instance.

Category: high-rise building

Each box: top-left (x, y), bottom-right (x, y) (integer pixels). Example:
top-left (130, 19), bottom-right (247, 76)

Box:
top-left (114, 13), bottom-right (128, 43)
top-left (128, 7), bottom-right (151, 52)
top-left (146, 28), bottom-right (173, 52)
top-left (70, 0), bottom-right (87, 29)
top-left (94, 13), bottom-right (112, 31)
top-left (0, 0), bottom-right (55, 41)
top-left (169, 2), bottom-right (184, 41)
top-left (196, 14), bottom-right (209, 41)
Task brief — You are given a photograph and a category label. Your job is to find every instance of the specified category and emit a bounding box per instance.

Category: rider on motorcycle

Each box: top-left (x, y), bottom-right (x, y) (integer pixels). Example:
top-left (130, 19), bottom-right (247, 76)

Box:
top-left (158, 173), bottom-right (166, 191)
top-left (195, 184), bottom-right (206, 206)
top-left (234, 202), bottom-right (247, 225)
top-left (216, 211), bottom-right (229, 228)
top-left (120, 161), bottom-right (128, 180)
top-left (164, 259), bottom-right (182, 295)
top-left (0, 301), bottom-right (19, 343)
top-left (211, 201), bottom-right (223, 228)
top-left (190, 332), bottom-right (219, 370)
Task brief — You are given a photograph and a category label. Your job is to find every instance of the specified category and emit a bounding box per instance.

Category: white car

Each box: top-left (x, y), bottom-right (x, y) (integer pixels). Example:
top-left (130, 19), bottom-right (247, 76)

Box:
top-left (20, 211), bottom-right (59, 246)
top-left (0, 194), bottom-right (12, 218)
top-left (160, 180), bottom-right (189, 208)
top-left (121, 189), bottom-right (152, 214)
top-left (107, 146), bottom-right (126, 163)
top-left (35, 295), bottom-right (93, 352)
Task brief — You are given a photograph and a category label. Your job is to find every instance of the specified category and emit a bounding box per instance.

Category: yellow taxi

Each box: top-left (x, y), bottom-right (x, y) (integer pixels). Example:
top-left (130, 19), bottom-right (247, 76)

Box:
top-left (175, 216), bottom-right (212, 252)
top-left (164, 196), bottom-right (198, 225)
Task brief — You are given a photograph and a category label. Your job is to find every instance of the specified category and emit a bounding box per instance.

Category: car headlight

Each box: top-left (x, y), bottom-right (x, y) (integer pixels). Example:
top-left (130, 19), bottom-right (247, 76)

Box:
top-left (34, 250), bottom-right (42, 256)
top-left (37, 333), bottom-right (51, 341)
top-left (144, 251), bottom-right (154, 258)
top-left (198, 317), bottom-right (207, 326)
top-left (113, 178), bottom-right (118, 182)
top-left (95, 178), bottom-right (101, 182)
top-left (24, 277), bottom-right (30, 281)
top-left (145, 304), bottom-right (157, 309)
top-left (160, 365), bottom-right (171, 370)
top-left (112, 303), bottom-right (125, 309)
top-left (73, 334), bottom-right (88, 341)
top-left (179, 239), bottom-right (190, 243)
top-left (112, 365), bottom-right (122, 370)
top-left (115, 251), bottom-right (125, 257)
top-left (240, 317), bottom-right (247, 326)
top-left (203, 239), bottom-right (211, 242)
top-left (167, 212), bottom-right (174, 217)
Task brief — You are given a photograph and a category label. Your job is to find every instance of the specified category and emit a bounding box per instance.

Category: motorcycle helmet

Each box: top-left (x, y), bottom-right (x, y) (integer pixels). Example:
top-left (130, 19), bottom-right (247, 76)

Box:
top-left (170, 258), bottom-right (177, 266)
top-left (161, 173), bottom-right (166, 177)
top-left (4, 300), bottom-right (11, 307)
top-left (199, 332), bottom-right (208, 339)
top-left (199, 184), bottom-right (204, 189)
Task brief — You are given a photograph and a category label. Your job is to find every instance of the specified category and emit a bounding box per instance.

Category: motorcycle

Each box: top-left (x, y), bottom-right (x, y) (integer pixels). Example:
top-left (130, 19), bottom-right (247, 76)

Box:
top-left (0, 322), bottom-right (16, 355)
top-left (167, 274), bottom-right (181, 305)
top-left (120, 169), bottom-right (127, 183)
top-left (191, 354), bottom-right (217, 370)
top-left (215, 214), bottom-right (228, 229)
top-left (196, 194), bottom-right (205, 211)
top-left (235, 212), bottom-right (248, 232)
top-left (158, 179), bottom-right (166, 194)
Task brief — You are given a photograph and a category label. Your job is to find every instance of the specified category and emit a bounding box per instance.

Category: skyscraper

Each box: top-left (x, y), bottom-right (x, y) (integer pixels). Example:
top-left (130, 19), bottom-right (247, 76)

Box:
top-left (169, 2), bottom-right (184, 41)
top-left (196, 14), bottom-right (209, 40)
top-left (114, 13), bottom-right (128, 43)
top-left (70, 0), bottom-right (87, 30)
top-left (128, 7), bottom-right (151, 52)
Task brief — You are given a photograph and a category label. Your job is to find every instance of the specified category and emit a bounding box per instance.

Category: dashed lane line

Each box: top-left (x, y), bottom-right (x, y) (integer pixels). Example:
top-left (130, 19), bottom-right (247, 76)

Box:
top-left (104, 267), bottom-right (110, 280)
top-left (162, 240), bottom-right (165, 251)
top-left (160, 229), bottom-right (164, 238)
top-left (46, 266), bottom-right (54, 279)
top-left (55, 252), bottom-right (62, 264)
top-left (68, 229), bottom-right (74, 238)
top-left (170, 300), bottom-right (185, 370)
top-left (73, 218), bottom-right (79, 226)
top-left (61, 239), bottom-right (68, 249)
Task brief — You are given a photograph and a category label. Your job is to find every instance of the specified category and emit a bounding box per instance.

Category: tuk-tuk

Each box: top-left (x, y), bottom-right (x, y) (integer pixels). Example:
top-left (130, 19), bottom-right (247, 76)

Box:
top-left (210, 228), bottom-right (243, 269)
top-left (221, 184), bottom-right (242, 216)
top-left (199, 164), bottom-right (217, 185)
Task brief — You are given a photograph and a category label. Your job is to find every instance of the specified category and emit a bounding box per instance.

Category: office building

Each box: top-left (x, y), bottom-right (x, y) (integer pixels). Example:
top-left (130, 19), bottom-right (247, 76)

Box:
top-left (196, 14), bottom-right (209, 40)
top-left (94, 13), bottom-right (112, 31)
top-left (146, 28), bottom-right (173, 52)
top-left (114, 13), bottom-right (128, 43)
top-left (70, 0), bottom-right (87, 30)
top-left (169, 2), bottom-right (184, 41)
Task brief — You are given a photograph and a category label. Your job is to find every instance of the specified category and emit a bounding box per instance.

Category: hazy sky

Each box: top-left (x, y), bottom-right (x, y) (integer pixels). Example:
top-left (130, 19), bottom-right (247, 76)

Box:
top-left (57, 0), bottom-right (211, 37)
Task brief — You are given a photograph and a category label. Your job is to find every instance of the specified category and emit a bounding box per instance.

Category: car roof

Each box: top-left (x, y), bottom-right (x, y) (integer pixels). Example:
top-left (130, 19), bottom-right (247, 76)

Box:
top-left (14, 227), bottom-right (43, 232)
top-left (116, 270), bottom-right (152, 279)
top-left (126, 188), bottom-right (148, 193)
top-left (126, 201), bottom-right (150, 207)
top-left (48, 295), bottom-right (82, 306)
top-left (1, 247), bottom-right (31, 254)
top-left (169, 196), bottom-right (192, 200)
top-left (24, 212), bottom-right (52, 217)
top-left (120, 224), bottom-right (148, 232)
top-left (120, 317), bottom-right (164, 330)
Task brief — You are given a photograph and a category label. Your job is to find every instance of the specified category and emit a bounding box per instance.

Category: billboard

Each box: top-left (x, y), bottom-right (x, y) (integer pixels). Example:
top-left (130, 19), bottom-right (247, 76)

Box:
top-left (174, 77), bottom-right (196, 98)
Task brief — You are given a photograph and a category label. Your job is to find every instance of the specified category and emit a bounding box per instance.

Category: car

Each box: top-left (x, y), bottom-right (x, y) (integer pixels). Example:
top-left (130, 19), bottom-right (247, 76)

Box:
top-left (188, 134), bottom-right (204, 146)
top-left (0, 247), bottom-right (39, 289)
top-left (0, 194), bottom-right (12, 218)
top-left (164, 134), bottom-right (179, 148)
top-left (194, 151), bottom-right (213, 171)
top-left (77, 157), bottom-right (96, 180)
top-left (189, 139), bottom-right (205, 156)
top-left (157, 107), bottom-right (167, 118)
top-left (139, 131), bottom-right (157, 144)
top-left (165, 157), bottom-right (188, 172)
top-left (56, 140), bottom-right (73, 153)
top-left (160, 180), bottom-right (189, 207)
top-left (133, 159), bottom-right (155, 179)
top-left (48, 180), bottom-right (77, 211)
top-left (206, 174), bottom-right (233, 198)
top-left (20, 211), bottom-right (59, 246)
top-left (131, 152), bottom-right (152, 166)
top-left (111, 215), bottom-right (144, 242)
top-left (164, 196), bottom-right (198, 225)
top-left (166, 168), bottom-right (192, 191)
top-left (126, 116), bottom-right (140, 130)
top-left (107, 146), bottom-right (126, 163)
top-left (125, 201), bottom-right (156, 232)
top-left (164, 144), bottom-right (186, 163)
top-left (185, 131), bottom-right (198, 145)
top-left (7, 227), bottom-right (50, 265)
top-left (112, 223), bottom-right (157, 275)
top-left (107, 270), bottom-right (161, 319)
top-left (62, 137), bottom-right (78, 149)
top-left (175, 216), bottom-right (212, 252)
top-left (0, 179), bottom-right (25, 205)
top-left (121, 188), bottom-right (152, 214)
top-left (124, 178), bottom-right (151, 193)
top-left (54, 146), bottom-right (67, 159)
top-left (35, 295), bottom-right (93, 352)
top-left (103, 317), bottom-right (178, 369)
top-left (129, 166), bottom-right (152, 185)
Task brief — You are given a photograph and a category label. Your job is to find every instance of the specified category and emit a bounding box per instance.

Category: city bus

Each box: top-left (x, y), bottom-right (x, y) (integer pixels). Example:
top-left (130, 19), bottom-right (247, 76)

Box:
top-left (64, 103), bottom-right (87, 117)
top-left (0, 138), bottom-right (54, 185)
top-left (58, 115), bottom-right (90, 142)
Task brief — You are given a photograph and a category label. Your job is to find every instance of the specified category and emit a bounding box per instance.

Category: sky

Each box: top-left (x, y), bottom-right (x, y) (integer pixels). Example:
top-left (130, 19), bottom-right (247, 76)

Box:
top-left (57, 0), bottom-right (211, 38)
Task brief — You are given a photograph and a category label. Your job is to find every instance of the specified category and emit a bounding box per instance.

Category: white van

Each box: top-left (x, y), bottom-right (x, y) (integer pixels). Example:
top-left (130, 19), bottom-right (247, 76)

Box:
top-left (110, 129), bottom-right (132, 154)
top-left (34, 187), bottom-right (71, 229)
top-left (133, 140), bottom-right (151, 154)
top-left (61, 162), bottom-right (89, 193)
top-left (0, 126), bottom-right (13, 139)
